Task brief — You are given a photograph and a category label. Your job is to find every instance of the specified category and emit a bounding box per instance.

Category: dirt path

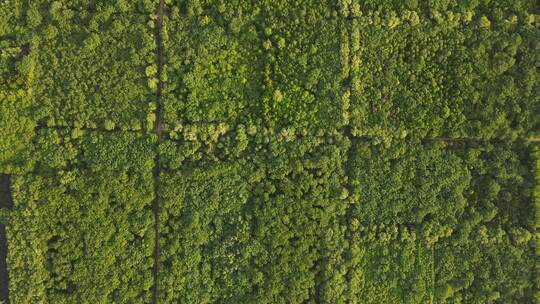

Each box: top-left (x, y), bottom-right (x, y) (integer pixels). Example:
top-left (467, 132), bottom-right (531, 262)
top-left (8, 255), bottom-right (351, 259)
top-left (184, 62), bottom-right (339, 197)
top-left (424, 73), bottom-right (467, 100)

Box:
top-left (0, 175), bottom-right (13, 304)
top-left (423, 136), bottom-right (540, 143)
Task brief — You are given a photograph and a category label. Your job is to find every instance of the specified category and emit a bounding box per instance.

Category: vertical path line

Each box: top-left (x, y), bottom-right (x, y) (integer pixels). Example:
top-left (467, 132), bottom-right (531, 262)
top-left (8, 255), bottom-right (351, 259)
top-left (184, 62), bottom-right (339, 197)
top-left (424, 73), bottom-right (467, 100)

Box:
top-left (0, 175), bottom-right (13, 304)
top-left (152, 0), bottom-right (165, 303)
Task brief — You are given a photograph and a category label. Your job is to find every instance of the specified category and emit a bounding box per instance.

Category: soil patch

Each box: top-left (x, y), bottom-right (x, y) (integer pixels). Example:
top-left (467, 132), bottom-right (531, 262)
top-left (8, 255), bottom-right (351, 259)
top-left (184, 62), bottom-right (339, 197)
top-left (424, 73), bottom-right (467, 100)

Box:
top-left (0, 174), bottom-right (13, 304)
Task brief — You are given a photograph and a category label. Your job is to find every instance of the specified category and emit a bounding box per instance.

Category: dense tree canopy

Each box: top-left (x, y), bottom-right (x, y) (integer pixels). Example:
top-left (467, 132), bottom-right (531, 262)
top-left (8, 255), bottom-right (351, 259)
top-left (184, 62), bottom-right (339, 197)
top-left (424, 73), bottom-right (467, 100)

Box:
top-left (0, 0), bottom-right (538, 303)
top-left (158, 133), bottom-right (350, 303)
top-left (5, 131), bottom-right (155, 303)
top-left (346, 2), bottom-right (539, 139)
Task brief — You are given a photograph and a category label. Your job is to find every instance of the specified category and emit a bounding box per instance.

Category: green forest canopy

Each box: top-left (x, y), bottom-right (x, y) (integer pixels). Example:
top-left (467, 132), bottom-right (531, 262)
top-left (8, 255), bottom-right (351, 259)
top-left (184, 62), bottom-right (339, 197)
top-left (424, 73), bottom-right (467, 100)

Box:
top-left (0, 0), bottom-right (539, 303)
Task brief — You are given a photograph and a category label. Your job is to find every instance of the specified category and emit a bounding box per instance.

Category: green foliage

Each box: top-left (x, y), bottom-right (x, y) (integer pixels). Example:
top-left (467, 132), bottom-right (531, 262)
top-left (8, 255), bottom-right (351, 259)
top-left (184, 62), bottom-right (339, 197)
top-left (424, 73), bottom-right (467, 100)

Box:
top-left (162, 4), bottom-right (263, 128)
top-left (534, 146), bottom-right (540, 230)
top-left (31, 0), bottom-right (159, 14)
top-left (161, 1), bottom-right (539, 136)
top-left (0, 38), bottom-right (36, 173)
top-left (0, 1), bottom-right (538, 304)
top-left (345, 4), bottom-right (539, 140)
top-left (532, 145), bottom-right (540, 303)
top-left (0, 0), bottom-right (25, 36)
top-left (346, 239), bottom-right (433, 303)
top-left (162, 1), bottom-right (348, 131)
top-left (260, 10), bottom-right (347, 129)
top-left (345, 141), bottom-right (538, 303)
top-left (433, 142), bottom-right (537, 303)
top-left (23, 2), bottom-right (158, 130)
top-left (6, 132), bottom-right (155, 303)
top-left (348, 141), bottom-right (471, 226)
top-left (158, 135), bottom-right (350, 303)
top-left (435, 229), bottom-right (535, 303)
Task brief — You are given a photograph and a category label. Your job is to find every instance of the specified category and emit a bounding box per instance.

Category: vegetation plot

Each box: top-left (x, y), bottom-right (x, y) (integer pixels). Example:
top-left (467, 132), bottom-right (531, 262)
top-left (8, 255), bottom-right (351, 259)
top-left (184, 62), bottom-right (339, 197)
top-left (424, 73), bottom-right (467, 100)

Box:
top-left (0, 0), bottom-right (538, 303)
top-left (158, 134), bottom-right (350, 303)
top-left (4, 131), bottom-right (155, 303)
top-left (347, 141), bottom-right (538, 303)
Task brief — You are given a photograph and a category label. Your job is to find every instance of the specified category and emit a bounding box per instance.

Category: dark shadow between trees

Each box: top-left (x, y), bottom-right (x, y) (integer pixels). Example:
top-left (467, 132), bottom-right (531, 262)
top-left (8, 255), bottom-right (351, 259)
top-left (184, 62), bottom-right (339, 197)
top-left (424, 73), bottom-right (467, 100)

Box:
top-left (0, 174), bottom-right (13, 304)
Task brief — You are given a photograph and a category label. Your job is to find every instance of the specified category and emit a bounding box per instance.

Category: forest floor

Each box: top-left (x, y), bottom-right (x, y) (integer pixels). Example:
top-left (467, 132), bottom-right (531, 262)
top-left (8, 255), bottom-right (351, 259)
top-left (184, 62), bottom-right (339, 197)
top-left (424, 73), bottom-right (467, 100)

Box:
top-left (0, 175), bottom-right (13, 304)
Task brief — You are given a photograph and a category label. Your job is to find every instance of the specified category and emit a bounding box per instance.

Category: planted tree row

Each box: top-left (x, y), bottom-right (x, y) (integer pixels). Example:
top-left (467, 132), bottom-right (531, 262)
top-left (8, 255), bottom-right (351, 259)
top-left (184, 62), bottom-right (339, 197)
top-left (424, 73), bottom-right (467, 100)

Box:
top-left (0, 128), bottom-right (537, 303)
top-left (161, 0), bottom-right (539, 139)
top-left (155, 131), bottom-right (538, 303)
top-left (1, 0), bottom-right (538, 167)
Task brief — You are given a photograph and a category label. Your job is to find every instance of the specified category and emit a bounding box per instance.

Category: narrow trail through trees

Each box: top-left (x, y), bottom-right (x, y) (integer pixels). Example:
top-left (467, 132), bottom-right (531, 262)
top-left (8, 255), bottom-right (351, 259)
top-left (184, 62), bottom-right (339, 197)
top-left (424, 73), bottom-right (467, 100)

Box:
top-left (0, 174), bottom-right (13, 304)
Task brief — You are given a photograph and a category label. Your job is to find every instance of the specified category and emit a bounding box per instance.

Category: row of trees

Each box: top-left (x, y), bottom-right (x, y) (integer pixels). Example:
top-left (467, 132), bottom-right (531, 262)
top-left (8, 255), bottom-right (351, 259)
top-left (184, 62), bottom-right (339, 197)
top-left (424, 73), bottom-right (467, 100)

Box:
top-left (2, 0), bottom-right (537, 162)
top-left (0, 32), bottom-right (36, 173)
top-left (0, 127), bottom-right (538, 303)
top-left (162, 0), bottom-right (539, 137)
top-left (535, 147), bottom-right (540, 303)
top-left (156, 130), bottom-right (539, 303)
